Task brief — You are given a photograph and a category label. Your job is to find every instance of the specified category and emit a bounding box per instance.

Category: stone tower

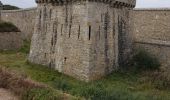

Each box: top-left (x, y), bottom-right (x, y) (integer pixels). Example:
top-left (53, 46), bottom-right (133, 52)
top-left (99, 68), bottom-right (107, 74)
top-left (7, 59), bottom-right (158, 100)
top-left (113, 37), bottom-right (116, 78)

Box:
top-left (29, 0), bottom-right (136, 82)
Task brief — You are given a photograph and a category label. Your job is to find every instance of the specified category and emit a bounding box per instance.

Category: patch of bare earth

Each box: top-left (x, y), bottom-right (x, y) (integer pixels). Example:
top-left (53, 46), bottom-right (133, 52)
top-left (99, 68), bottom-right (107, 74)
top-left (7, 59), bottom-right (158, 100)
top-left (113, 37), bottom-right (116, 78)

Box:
top-left (0, 88), bottom-right (18, 100)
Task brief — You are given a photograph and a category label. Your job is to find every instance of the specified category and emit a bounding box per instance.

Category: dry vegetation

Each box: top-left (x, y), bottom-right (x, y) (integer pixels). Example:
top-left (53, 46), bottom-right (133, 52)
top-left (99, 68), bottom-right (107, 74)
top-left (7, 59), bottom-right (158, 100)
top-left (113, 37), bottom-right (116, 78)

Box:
top-left (0, 67), bottom-right (78, 100)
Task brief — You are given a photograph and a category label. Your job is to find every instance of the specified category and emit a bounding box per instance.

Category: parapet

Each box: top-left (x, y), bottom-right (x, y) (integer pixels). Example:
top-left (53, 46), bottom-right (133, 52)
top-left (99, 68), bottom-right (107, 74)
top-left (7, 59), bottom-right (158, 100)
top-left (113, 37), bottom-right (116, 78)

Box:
top-left (35, 0), bottom-right (136, 8)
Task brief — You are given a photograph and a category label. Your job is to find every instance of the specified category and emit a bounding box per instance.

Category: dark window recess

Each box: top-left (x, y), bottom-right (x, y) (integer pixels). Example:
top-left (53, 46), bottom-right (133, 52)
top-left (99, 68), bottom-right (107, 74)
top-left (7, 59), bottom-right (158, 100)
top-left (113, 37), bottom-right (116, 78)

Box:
top-left (64, 57), bottom-right (67, 62)
top-left (54, 32), bottom-right (57, 45)
top-left (44, 53), bottom-right (47, 58)
top-left (113, 25), bottom-right (115, 37)
top-left (49, 9), bottom-right (52, 19)
top-left (51, 36), bottom-right (54, 46)
top-left (101, 14), bottom-right (103, 22)
top-left (39, 10), bottom-right (42, 19)
top-left (69, 25), bottom-right (71, 38)
top-left (45, 23), bottom-right (48, 33)
top-left (78, 25), bottom-right (80, 39)
top-left (99, 26), bottom-right (100, 40)
top-left (89, 25), bottom-right (91, 40)
top-left (61, 24), bottom-right (63, 36)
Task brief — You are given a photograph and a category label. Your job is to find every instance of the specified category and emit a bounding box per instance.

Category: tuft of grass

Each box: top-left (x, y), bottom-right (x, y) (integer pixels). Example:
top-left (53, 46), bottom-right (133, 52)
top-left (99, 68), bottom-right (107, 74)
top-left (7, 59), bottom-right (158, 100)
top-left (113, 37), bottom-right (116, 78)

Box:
top-left (22, 88), bottom-right (78, 100)
top-left (19, 40), bottom-right (31, 54)
top-left (0, 22), bottom-right (20, 32)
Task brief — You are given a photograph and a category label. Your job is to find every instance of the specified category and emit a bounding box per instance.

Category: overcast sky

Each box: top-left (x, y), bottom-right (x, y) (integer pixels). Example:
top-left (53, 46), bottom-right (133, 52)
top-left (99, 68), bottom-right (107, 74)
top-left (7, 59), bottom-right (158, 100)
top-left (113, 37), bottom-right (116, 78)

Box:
top-left (0, 0), bottom-right (170, 8)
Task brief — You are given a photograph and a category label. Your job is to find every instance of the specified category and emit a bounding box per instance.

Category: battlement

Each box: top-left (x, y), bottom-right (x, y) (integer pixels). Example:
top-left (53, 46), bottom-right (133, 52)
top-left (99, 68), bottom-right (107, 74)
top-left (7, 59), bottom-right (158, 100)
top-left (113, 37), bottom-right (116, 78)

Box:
top-left (35, 0), bottom-right (135, 8)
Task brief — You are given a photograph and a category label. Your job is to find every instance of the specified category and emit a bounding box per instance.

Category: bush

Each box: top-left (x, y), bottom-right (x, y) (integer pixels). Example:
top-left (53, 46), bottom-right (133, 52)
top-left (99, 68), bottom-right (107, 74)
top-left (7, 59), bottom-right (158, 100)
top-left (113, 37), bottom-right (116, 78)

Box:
top-left (130, 49), bottom-right (160, 71)
top-left (3, 5), bottom-right (20, 10)
top-left (0, 22), bottom-right (20, 32)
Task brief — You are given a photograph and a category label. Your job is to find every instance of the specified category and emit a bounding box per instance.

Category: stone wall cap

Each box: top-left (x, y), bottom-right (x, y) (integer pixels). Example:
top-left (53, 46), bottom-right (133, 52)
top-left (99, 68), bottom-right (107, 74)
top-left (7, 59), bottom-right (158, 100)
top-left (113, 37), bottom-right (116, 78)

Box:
top-left (134, 8), bottom-right (170, 11)
top-left (135, 38), bottom-right (170, 47)
top-left (1, 7), bottom-right (37, 13)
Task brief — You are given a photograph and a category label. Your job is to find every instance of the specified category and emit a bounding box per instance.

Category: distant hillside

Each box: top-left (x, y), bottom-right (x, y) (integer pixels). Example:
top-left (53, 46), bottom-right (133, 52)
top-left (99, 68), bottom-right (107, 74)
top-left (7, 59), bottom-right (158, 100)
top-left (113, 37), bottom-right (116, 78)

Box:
top-left (3, 5), bottom-right (20, 10)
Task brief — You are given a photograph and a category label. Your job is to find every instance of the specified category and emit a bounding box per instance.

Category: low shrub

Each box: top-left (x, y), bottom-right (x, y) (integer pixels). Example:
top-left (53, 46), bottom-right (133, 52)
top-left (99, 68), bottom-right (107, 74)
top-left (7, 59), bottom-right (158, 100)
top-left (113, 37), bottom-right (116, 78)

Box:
top-left (3, 5), bottom-right (20, 10)
top-left (0, 22), bottom-right (20, 32)
top-left (130, 49), bottom-right (160, 71)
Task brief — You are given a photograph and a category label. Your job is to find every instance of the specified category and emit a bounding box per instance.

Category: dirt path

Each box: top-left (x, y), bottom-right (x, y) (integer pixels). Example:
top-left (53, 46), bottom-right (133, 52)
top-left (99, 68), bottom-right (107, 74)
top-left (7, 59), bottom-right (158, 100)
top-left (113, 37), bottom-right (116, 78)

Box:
top-left (0, 88), bottom-right (18, 100)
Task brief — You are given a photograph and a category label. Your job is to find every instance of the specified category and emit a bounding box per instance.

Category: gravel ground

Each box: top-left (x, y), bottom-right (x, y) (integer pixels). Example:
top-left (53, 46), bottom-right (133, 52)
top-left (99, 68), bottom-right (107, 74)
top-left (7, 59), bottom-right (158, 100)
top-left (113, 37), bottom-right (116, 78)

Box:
top-left (0, 88), bottom-right (18, 100)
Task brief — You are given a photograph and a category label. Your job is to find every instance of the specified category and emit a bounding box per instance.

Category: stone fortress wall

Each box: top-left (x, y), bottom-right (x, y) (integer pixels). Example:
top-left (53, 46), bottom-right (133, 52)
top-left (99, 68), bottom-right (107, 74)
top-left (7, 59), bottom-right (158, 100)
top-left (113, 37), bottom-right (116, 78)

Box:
top-left (0, 32), bottom-right (23, 50)
top-left (1, 1), bottom-right (170, 81)
top-left (1, 8), bottom-right (36, 40)
top-left (131, 8), bottom-right (170, 66)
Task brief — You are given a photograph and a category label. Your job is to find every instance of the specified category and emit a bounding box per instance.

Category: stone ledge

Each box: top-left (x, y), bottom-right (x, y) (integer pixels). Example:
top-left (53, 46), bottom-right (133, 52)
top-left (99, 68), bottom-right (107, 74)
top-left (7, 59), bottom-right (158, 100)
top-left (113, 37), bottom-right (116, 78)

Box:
top-left (134, 8), bottom-right (170, 11)
top-left (135, 39), bottom-right (170, 47)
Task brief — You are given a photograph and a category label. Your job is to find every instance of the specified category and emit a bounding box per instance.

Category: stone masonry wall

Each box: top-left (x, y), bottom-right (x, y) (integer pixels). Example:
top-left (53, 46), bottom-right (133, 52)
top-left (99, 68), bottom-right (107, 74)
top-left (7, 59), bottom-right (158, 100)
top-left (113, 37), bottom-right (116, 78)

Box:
top-left (1, 8), bottom-right (37, 40)
top-left (132, 8), bottom-right (170, 41)
top-left (131, 8), bottom-right (170, 66)
top-left (0, 32), bottom-right (23, 50)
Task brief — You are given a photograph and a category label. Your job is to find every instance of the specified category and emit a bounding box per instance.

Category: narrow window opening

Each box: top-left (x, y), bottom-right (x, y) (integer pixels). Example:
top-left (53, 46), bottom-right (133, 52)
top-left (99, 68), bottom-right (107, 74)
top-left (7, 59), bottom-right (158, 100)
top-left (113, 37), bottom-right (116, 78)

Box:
top-left (61, 24), bottom-right (63, 36)
top-left (64, 57), bottom-right (67, 62)
top-left (44, 53), bottom-right (47, 58)
top-left (51, 36), bottom-right (54, 46)
top-left (78, 25), bottom-right (80, 39)
top-left (99, 26), bottom-right (100, 40)
top-left (69, 24), bottom-right (71, 38)
top-left (101, 14), bottom-right (103, 22)
top-left (89, 26), bottom-right (91, 40)
top-left (45, 23), bottom-right (48, 33)
top-left (113, 25), bottom-right (115, 38)
top-left (49, 9), bottom-right (52, 19)
top-left (39, 10), bottom-right (42, 19)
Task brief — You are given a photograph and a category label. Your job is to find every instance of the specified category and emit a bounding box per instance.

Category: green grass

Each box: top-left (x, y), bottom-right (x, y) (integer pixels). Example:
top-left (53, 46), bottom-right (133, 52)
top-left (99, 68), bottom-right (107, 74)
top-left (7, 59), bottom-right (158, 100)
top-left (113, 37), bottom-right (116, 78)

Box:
top-left (22, 88), bottom-right (78, 100)
top-left (0, 51), bottom-right (170, 100)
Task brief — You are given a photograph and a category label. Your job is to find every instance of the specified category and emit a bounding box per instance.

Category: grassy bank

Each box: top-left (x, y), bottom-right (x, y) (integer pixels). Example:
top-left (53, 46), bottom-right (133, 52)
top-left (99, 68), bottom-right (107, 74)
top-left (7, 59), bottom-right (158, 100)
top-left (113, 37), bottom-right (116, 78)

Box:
top-left (0, 51), bottom-right (170, 100)
top-left (0, 66), bottom-right (78, 100)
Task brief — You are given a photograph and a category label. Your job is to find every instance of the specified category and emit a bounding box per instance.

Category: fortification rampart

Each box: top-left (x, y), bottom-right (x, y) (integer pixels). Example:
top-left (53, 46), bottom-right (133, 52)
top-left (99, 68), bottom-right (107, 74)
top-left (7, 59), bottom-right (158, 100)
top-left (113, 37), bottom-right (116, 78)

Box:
top-left (0, 32), bottom-right (23, 50)
top-left (2, 3), bottom-right (170, 81)
top-left (1, 8), bottom-right (37, 40)
top-left (132, 8), bottom-right (170, 66)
